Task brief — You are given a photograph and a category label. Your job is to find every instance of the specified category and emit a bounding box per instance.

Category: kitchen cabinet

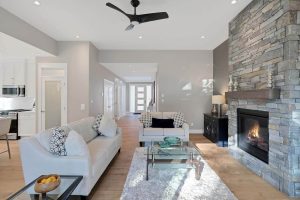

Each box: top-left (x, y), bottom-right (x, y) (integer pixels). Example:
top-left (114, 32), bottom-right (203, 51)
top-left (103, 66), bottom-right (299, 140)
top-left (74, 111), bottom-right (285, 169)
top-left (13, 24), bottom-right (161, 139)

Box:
top-left (18, 111), bottom-right (36, 137)
top-left (1, 59), bottom-right (26, 86)
top-left (203, 113), bottom-right (228, 147)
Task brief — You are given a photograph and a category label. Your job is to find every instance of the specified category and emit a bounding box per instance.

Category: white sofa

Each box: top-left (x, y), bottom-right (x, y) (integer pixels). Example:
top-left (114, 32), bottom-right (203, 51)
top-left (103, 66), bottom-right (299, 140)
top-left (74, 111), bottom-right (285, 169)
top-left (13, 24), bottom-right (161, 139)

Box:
top-left (139, 112), bottom-right (189, 145)
top-left (19, 117), bottom-right (122, 197)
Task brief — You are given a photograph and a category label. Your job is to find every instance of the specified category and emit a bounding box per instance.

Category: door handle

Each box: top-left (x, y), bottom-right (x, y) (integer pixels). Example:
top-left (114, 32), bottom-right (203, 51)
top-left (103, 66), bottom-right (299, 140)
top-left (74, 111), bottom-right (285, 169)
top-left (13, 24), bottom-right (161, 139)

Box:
top-left (41, 110), bottom-right (46, 113)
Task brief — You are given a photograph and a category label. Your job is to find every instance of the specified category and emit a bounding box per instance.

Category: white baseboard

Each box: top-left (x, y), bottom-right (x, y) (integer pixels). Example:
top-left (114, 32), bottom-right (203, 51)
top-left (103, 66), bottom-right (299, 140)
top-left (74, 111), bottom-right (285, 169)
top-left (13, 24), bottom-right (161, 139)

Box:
top-left (189, 129), bottom-right (204, 134)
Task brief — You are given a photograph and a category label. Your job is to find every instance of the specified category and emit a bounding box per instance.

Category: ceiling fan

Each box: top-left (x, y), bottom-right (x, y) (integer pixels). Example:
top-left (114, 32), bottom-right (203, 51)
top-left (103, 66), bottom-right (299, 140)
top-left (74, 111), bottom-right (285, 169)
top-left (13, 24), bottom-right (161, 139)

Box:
top-left (106, 0), bottom-right (169, 31)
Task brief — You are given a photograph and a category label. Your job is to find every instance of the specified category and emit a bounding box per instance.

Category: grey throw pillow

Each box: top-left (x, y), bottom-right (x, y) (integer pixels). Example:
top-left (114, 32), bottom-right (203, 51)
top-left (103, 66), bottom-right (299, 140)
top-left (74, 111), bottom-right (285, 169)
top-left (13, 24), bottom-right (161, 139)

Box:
top-left (49, 127), bottom-right (68, 156)
top-left (139, 113), bottom-right (152, 128)
top-left (172, 112), bottom-right (185, 128)
top-left (93, 114), bottom-right (103, 134)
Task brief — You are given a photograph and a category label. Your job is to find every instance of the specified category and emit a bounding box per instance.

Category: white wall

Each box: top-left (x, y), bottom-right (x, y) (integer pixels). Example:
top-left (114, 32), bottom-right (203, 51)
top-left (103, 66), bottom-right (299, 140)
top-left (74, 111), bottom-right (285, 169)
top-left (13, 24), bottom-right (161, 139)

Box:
top-left (0, 7), bottom-right (57, 56)
top-left (37, 42), bottom-right (90, 123)
top-left (99, 50), bottom-right (213, 131)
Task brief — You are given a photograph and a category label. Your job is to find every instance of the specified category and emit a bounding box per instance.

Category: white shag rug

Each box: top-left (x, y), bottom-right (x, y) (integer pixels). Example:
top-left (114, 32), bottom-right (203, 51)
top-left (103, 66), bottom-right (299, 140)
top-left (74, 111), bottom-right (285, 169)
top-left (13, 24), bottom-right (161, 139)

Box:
top-left (121, 148), bottom-right (237, 200)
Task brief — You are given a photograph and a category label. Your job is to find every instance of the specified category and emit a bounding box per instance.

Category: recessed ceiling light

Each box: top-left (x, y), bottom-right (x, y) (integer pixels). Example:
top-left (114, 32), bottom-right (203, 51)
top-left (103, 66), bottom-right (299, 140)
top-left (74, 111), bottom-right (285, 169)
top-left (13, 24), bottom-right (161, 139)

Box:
top-left (138, 36), bottom-right (143, 39)
top-left (201, 36), bottom-right (206, 39)
top-left (231, 0), bottom-right (237, 4)
top-left (34, 1), bottom-right (41, 6)
top-left (76, 35), bottom-right (80, 39)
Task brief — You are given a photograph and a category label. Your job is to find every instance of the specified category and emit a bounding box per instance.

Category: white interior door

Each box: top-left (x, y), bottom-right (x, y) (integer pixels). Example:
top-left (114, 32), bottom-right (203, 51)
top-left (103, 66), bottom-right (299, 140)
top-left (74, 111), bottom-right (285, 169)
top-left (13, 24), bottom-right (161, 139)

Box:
top-left (41, 77), bottom-right (67, 130)
top-left (104, 79), bottom-right (114, 116)
top-left (135, 85), bottom-right (147, 113)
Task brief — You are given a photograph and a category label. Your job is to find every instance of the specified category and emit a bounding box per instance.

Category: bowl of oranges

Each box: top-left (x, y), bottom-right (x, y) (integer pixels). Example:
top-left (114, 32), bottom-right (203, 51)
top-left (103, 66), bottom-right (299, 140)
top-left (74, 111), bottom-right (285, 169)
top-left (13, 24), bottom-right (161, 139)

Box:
top-left (34, 174), bottom-right (61, 193)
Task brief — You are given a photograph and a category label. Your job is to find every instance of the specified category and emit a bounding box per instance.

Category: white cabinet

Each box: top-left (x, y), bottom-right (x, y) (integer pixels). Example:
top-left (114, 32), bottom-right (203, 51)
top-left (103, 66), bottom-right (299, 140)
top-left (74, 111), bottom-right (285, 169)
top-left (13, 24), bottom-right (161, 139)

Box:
top-left (18, 111), bottom-right (36, 137)
top-left (1, 59), bottom-right (26, 86)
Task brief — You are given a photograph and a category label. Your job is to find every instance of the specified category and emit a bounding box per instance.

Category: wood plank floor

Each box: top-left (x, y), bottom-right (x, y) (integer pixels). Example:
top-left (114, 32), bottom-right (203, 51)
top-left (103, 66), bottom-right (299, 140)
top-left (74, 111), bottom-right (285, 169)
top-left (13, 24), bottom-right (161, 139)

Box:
top-left (0, 115), bottom-right (293, 200)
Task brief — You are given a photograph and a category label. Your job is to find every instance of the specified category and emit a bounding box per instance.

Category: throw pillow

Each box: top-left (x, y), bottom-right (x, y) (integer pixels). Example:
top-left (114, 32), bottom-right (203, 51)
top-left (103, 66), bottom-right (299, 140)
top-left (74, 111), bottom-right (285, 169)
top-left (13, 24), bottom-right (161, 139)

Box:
top-left (65, 130), bottom-right (89, 156)
top-left (139, 112), bottom-right (152, 128)
top-left (98, 114), bottom-right (117, 137)
top-left (152, 118), bottom-right (174, 128)
top-left (49, 127), bottom-right (68, 156)
top-left (92, 114), bottom-right (103, 134)
top-left (172, 112), bottom-right (185, 128)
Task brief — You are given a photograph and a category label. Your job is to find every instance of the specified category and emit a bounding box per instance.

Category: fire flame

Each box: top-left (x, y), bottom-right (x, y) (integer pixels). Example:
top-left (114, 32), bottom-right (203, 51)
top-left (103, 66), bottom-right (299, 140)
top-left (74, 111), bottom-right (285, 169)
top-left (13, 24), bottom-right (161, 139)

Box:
top-left (248, 124), bottom-right (260, 139)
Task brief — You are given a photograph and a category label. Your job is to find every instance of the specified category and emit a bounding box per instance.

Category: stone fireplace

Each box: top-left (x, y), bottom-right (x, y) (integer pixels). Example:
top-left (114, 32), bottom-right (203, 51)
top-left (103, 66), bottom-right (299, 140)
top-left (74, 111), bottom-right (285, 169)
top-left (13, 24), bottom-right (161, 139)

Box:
top-left (237, 108), bottom-right (269, 163)
top-left (227, 0), bottom-right (300, 197)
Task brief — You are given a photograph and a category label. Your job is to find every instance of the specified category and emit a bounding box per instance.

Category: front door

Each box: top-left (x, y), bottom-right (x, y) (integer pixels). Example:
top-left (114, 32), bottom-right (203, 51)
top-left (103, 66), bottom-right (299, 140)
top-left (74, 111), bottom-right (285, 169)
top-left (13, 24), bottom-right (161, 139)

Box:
top-left (135, 85), bottom-right (147, 113)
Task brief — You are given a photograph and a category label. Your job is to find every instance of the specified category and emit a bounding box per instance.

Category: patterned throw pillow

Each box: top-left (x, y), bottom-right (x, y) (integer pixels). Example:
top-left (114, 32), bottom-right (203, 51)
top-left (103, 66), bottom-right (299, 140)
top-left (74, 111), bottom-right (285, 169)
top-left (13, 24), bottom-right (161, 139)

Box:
top-left (49, 127), bottom-right (68, 156)
top-left (93, 114), bottom-right (103, 134)
top-left (139, 113), bottom-right (152, 128)
top-left (172, 112), bottom-right (185, 128)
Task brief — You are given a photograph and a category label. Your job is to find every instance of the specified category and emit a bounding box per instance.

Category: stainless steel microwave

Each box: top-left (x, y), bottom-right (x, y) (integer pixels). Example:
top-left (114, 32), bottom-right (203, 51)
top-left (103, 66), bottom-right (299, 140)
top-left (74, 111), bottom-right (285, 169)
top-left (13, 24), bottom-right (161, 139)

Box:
top-left (2, 85), bottom-right (25, 97)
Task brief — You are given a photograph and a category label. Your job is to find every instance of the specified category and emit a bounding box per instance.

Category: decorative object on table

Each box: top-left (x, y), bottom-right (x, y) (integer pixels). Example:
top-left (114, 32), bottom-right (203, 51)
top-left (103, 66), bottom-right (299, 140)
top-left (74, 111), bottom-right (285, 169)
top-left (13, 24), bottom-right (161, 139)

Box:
top-left (34, 174), bottom-right (61, 193)
top-left (267, 68), bottom-right (274, 88)
top-left (228, 75), bottom-right (233, 92)
top-left (233, 76), bottom-right (239, 91)
top-left (212, 95), bottom-right (225, 116)
top-left (158, 137), bottom-right (181, 148)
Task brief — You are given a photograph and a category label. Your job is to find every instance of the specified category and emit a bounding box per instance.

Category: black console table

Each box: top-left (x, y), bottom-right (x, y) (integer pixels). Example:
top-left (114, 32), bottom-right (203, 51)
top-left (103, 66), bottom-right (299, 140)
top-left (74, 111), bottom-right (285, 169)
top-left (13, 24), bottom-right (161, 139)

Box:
top-left (203, 114), bottom-right (228, 147)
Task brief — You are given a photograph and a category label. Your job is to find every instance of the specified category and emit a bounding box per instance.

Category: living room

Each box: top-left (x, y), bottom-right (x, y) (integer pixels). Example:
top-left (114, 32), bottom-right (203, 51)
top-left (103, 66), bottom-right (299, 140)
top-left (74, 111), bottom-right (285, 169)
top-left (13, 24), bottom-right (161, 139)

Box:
top-left (0, 0), bottom-right (300, 199)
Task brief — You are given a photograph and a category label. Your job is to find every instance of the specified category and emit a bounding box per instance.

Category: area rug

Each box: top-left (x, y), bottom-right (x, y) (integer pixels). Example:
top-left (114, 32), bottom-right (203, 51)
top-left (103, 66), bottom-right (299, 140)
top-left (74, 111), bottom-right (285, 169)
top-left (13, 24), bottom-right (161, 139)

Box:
top-left (121, 148), bottom-right (237, 200)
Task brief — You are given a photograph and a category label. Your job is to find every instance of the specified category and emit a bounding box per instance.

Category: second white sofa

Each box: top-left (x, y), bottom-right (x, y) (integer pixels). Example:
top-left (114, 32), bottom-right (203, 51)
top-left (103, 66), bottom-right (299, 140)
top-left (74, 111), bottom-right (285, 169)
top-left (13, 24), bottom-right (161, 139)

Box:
top-left (139, 112), bottom-right (189, 144)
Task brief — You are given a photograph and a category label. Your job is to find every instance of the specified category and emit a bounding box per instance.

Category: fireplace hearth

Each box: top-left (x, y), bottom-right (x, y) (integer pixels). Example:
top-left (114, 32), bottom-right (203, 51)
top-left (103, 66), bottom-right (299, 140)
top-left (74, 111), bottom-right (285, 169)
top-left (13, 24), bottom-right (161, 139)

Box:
top-left (237, 108), bottom-right (269, 163)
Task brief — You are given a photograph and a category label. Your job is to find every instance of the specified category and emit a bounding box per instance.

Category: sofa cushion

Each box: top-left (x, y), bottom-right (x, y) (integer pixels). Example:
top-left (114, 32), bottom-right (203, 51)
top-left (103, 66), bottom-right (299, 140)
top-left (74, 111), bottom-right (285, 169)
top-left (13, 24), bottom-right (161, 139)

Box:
top-left (144, 128), bottom-right (164, 136)
top-left (65, 130), bottom-right (89, 156)
top-left (172, 112), bottom-right (185, 128)
top-left (164, 128), bottom-right (185, 136)
top-left (151, 112), bottom-right (162, 119)
top-left (88, 136), bottom-right (119, 176)
top-left (162, 112), bottom-right (177, 119)
top-left (98, 114), bottom-right (117, 137)
top-left (92, 114), bottom-right (103, 135)
top-left (139, 112), bottom-right (152, 128)
top-left (68, 117), bottom-right (98, 143)
top-left (152, 118), bottom-right (174, 128)
top-left (49, 127), bottom-right (68, 156)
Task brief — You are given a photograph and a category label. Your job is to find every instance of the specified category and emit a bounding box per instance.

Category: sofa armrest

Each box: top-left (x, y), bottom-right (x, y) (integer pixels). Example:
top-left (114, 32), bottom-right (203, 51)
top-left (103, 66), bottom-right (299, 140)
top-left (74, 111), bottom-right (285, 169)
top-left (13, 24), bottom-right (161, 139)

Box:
top-left (182, 123), bottom-right (189, 135)
top-left (19, 137), bottom-right (91, 184)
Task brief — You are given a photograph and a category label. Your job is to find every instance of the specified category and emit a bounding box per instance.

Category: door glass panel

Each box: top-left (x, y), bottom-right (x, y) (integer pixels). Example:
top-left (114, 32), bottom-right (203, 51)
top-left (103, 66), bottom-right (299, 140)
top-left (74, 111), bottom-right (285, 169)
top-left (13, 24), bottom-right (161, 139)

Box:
top-left (137, 106), bottom-right (144, 111)
top-left (137, 99), bottom-right (144, 104)
top-left (137, 93), bottom-right (144, 98)
top-left (137, 87), bottom-right (144, 92)
top-left (45, 81), bottom-right (61, 129)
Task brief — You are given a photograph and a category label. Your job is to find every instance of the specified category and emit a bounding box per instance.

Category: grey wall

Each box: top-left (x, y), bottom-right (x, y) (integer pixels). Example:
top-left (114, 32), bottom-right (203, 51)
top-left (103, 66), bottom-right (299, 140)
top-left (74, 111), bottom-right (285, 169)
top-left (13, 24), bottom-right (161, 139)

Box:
top-left (99, 50), bottom-right (213, 131)
top-left (37, 42), bottom-right (90, 123)
top-left (0, 7), bottom-right (57, 55)
top-left (213, 40), bottom-right (229, 95)
top-left (89, 43), bottom-right (124, 117)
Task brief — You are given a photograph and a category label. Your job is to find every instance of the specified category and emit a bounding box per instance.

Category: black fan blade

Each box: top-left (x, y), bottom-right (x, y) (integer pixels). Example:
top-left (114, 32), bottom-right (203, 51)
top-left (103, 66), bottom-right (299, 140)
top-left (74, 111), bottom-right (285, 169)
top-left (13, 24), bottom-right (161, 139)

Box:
top-left (137, 12), bottom-right (169, 23)
top-left (106, 2), bottom-right (132, 20)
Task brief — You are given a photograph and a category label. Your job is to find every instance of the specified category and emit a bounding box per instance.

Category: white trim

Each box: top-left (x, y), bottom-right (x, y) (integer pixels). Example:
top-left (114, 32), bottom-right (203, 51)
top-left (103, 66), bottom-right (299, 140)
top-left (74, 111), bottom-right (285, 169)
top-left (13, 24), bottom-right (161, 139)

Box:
top-left (189, 129), bottom-right (204, 134)
top-left (37, 63), bottom-right (67, 132)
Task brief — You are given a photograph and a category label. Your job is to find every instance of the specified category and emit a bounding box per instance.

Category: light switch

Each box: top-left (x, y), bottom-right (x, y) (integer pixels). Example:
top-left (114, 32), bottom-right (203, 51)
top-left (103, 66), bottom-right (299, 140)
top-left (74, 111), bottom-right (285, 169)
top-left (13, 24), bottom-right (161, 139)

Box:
top-left (80, 104), bottom-right (85, 111)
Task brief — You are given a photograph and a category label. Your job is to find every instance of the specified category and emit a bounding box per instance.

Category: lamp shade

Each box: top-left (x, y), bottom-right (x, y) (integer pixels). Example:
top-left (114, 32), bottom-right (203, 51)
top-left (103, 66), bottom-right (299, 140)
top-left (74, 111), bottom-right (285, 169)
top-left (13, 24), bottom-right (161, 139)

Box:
top-left (212, 95), bottom-right (225, 104)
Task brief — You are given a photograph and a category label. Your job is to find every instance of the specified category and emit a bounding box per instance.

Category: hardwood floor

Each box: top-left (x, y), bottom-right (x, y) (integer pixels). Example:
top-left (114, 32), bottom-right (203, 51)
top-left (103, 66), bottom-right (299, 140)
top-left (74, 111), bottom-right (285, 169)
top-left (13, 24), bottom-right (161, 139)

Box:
top-left (0, 115), bottom-right (292, 200)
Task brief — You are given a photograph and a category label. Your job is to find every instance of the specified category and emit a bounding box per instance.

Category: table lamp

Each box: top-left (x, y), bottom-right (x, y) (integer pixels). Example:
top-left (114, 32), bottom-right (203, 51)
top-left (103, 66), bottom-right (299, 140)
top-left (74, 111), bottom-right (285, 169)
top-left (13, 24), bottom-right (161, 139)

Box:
top-left (212, 95), bottom-right (225, 116)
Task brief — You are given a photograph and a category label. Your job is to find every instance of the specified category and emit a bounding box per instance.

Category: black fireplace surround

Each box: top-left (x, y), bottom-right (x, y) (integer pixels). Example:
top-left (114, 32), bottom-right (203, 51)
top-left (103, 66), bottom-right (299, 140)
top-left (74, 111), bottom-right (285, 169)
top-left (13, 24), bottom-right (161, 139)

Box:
top-left (237, 108), bottom-right (269, 163)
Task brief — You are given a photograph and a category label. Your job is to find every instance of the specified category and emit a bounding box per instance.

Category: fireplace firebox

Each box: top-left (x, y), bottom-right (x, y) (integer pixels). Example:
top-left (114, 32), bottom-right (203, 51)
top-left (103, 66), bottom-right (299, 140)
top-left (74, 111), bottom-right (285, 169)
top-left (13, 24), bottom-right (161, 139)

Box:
top-left (237, 108), bottom-right (269, 163)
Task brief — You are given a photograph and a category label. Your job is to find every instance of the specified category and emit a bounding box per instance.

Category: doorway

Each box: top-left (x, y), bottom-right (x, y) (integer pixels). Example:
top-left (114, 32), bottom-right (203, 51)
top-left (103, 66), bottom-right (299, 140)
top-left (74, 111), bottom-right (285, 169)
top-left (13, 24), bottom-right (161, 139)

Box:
top-left (38, 63), bottom-right (67, 131)
top-left (129, 83), bottom-right (153, 113)
top-left (104, 79), bottom-right (114, 115)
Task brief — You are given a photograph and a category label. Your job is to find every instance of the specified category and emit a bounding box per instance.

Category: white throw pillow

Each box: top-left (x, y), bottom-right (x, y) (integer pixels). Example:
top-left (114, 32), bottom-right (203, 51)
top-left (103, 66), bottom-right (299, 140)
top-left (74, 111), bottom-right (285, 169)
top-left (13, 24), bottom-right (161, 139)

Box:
top-left (65, 130), bottom-right (89, 156)
top-left (98, 114), bottom-right (117, 137)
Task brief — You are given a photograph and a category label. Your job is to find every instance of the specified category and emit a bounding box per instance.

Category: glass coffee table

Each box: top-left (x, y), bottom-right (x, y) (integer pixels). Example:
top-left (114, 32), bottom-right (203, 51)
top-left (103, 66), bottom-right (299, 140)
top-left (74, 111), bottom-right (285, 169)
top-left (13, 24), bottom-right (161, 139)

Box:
top-left (146, 141), bottom-right (201, 180)
top-left (7, 175), bottom-right (83, 200)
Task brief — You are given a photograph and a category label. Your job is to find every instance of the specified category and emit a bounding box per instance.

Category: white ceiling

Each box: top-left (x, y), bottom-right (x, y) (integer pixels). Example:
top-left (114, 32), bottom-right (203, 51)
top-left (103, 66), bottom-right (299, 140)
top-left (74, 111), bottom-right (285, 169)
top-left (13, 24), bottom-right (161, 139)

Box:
top-left (0, 0), bottom-right (251, 50)
top-left (102, 63), bottom-right (158, 82)
top-left (0, 32), bottom-right (53, 59)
